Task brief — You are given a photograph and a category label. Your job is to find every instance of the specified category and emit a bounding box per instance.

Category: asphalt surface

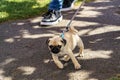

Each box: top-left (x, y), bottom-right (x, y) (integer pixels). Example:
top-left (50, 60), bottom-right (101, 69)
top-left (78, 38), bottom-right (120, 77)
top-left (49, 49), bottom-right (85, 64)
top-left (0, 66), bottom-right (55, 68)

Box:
top-left (0, 0), bottom-right (120, 80)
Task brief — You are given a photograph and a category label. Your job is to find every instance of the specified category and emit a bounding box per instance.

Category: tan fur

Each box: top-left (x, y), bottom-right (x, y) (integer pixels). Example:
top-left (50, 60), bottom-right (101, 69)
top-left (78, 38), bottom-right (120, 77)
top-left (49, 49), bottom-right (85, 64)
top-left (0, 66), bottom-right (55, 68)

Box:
top-left (47, 27), bottom-right (84, 69)
top-left (49, 36), bottom-right (62, 45)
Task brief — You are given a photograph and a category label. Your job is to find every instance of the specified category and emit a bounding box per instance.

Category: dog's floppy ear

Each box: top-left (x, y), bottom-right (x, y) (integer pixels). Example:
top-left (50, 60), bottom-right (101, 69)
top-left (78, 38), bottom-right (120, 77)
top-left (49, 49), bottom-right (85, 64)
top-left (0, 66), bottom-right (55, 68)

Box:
top-left (61, 38), bottom-right (66, 46)
top-left (46, 39), bottom-right (50, 45)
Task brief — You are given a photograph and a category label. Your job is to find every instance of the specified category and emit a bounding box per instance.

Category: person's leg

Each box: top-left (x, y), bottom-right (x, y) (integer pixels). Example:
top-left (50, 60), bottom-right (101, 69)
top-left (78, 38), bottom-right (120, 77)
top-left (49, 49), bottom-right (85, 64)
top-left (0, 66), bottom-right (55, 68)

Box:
top-left (49, 0), bottom-right (63, 10)
top-left (40, 0), bottom-right (63, 25)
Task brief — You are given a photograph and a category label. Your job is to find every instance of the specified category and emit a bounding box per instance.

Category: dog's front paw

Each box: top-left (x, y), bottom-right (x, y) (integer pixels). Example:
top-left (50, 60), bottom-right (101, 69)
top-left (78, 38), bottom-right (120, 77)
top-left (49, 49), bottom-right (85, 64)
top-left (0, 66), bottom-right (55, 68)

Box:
top-left (74, 63), bottom-right (81, 69)
top-left (58, 63), bottom-right (64, 69)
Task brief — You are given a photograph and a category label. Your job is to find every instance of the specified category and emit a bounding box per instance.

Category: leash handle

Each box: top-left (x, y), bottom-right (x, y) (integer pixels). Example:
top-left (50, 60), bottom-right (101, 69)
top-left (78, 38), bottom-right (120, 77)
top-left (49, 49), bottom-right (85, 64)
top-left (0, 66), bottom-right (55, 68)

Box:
top-left (66, 0), bottom-right (86, 30)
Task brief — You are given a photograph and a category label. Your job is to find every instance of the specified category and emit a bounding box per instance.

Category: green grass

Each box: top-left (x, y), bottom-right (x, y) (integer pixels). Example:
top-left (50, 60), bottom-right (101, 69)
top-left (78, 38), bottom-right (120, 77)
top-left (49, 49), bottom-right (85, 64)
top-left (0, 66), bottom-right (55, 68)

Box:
top-left (0, 0), bottom-right (93, 23)
top-left (0, 0), bottom-right (50, 23)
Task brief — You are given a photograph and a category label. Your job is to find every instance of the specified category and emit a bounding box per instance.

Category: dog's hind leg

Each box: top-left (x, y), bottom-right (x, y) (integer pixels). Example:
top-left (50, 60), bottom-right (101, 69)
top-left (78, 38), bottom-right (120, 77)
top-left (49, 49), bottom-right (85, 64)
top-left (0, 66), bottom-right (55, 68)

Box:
top-left (77, 38), bottom-right (84, 57)
top-left (67, 49), bottom-right (81, 69)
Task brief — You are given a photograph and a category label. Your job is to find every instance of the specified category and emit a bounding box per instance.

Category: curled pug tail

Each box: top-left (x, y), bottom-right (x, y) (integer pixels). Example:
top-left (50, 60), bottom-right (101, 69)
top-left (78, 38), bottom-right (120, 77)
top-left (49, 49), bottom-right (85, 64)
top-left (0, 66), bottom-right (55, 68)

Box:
top-left (68, 26), bottom-right (78, 34)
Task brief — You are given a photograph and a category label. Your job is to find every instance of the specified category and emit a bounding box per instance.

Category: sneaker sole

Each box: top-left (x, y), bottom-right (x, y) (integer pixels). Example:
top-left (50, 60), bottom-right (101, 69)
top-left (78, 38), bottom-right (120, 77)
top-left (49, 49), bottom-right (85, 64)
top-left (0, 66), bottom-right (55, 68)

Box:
top-left (40, 16), bottom-right (63, 26)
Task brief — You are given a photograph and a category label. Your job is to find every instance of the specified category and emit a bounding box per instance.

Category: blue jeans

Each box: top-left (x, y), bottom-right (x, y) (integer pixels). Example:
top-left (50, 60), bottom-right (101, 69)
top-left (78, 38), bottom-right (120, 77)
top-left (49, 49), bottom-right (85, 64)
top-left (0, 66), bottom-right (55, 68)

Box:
top-left (48, 0), bottom-right (63, 11)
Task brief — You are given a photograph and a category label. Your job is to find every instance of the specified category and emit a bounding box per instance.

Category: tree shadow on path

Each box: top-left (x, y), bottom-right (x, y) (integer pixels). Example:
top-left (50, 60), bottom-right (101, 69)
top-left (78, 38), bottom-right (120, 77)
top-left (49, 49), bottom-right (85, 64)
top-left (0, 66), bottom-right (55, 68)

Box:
top-left (0, 0), bottom-right (120, 80)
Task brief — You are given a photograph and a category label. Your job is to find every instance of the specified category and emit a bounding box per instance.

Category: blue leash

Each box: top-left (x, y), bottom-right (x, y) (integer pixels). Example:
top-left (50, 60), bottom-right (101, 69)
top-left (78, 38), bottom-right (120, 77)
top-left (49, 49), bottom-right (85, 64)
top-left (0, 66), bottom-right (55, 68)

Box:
top-left (60, 0), bottom-right (86, 38)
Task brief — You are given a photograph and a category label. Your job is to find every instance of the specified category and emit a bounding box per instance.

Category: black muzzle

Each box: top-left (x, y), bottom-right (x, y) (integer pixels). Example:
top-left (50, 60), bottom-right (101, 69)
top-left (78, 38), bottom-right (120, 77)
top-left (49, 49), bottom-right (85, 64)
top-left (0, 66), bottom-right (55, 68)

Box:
top-left (51, 47), bottom-right (60, 54)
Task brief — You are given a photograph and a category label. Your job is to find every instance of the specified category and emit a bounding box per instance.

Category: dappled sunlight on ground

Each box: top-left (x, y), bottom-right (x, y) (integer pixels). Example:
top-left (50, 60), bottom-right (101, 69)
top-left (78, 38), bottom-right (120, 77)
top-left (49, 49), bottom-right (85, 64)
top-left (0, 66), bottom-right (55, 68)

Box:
top-left (30, 17), bottom-right (41, 23)
top-left (67, 71), bottom-right (95, 80)
top-left (17, 22), bottom-right (25, 26)
top-left (77, 6), bottom-right (103, 18)
top-left (0, 58), bottom-right (17, 80)
top-left (115, 36), bottom-right (120, 40)
top-left (0, 0), bottom-right (120, 80)
top-left (87, 25), bottom-right (120, 35)
top-left (4, 38), bottom-right (15, 43)
top-left (17, 66), bottom-right (36, 75)
top-left (0, 58), bottom-right (16, 67)
top-left (83, 49), bottom-right (112, 59)
top-left (22, 33), bottom-right (54, 39)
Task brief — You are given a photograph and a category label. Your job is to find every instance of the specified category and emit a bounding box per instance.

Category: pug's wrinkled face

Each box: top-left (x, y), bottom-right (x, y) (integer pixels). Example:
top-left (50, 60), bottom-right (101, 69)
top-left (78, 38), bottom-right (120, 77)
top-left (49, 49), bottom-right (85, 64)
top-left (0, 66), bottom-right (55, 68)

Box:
top-left (47, 36), bottom-right (66, 54)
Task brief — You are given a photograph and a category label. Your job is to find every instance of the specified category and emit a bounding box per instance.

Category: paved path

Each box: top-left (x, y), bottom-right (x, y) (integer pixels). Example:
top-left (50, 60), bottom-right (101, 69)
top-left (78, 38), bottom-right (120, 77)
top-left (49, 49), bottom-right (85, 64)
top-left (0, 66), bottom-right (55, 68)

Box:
top-left (0, 0), bottom-right (120, 80)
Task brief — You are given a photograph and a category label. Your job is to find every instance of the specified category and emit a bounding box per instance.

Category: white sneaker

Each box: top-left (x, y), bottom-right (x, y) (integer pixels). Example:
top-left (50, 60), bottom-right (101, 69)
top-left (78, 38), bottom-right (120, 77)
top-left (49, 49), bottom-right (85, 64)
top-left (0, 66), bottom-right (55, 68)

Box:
top-left (40, 10), bottom-right (63, 25)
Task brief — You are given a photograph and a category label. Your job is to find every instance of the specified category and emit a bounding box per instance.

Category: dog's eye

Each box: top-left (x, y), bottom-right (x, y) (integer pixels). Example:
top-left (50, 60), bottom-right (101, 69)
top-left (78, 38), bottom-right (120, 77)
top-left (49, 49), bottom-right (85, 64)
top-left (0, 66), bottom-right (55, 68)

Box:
top-left (49, 45), bottom-right (53, 48)
top-left (58, 45), bottom-right (62, 48)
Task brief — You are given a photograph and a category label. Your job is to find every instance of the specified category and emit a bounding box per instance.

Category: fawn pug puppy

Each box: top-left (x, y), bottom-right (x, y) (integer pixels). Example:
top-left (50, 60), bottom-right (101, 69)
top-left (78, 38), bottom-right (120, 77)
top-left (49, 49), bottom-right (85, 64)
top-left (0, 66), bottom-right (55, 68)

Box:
top-left (47, 27), bottom-right (84, 69)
